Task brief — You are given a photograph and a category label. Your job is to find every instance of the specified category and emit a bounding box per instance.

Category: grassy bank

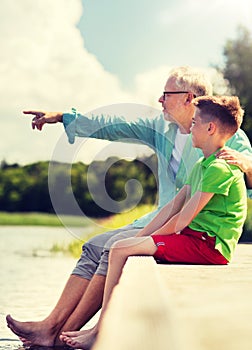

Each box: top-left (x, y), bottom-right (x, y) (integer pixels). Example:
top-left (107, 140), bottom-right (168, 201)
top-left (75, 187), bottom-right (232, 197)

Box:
top-left (54, 200), bottom-right (252, 257)
top-left (2, 199), bottom-right (251, 257)
top-left (0, 206), bottom-right (156, 257)
top-left (0, 211), bottom-right (91, 227)
top-left (51, 204), bottom-right (156, 257)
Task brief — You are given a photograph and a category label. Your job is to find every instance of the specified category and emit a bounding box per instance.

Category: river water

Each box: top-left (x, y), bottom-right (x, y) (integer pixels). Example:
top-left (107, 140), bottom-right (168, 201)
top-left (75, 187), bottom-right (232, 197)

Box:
top-left (0, 225), bottom-right (94, 350)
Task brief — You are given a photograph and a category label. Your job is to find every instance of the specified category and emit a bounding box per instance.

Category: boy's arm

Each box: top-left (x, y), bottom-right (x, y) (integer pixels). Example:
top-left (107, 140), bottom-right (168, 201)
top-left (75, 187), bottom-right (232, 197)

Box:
top-left (136, 185), bottom-right (190, 237)
top-left (152, 191), bottom-right (214, 236)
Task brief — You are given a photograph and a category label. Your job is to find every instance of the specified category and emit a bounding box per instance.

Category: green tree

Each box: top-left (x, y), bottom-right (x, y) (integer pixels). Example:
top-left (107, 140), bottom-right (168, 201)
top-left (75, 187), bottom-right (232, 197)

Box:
top-left (0, 157), bottom-right (158, 217)
top-left (220, 26), bottom-right (252, 142)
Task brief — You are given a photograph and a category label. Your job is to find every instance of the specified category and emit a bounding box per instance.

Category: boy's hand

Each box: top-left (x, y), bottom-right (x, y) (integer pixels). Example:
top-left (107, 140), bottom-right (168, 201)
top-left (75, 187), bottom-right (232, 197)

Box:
top-left (23, 110), bottom-right (63, 131)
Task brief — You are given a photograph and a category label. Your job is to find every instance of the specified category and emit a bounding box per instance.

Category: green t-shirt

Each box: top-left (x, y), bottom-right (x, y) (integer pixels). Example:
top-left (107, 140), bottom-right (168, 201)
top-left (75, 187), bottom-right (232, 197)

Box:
top-left (186, 152), bottom-right (247, 261)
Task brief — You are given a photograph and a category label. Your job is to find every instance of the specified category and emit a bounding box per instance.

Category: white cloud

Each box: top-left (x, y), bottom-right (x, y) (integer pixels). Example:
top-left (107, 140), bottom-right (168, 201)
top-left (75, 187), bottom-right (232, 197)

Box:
top-left (0, 0), bottom-right (132, 111)
top-left (0, 0), bottom-right (231, 165)
top-left (133, 65), bottom-right (172, 108)
top-left (0, 0), bottom-right (134, 165)
top-left (0, 0), bottom-right (170, 165)
top-left (158, 0), bottom-right (252, 30)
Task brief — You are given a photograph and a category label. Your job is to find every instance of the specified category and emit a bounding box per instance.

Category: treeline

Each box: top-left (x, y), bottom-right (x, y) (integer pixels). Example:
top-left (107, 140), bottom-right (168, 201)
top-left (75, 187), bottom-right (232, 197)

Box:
top-left (0, 155), bottom-right (158, 217)
top-left (1, 156), bottom-right (252, 241)
top-left (220, 26), bottom-right (252, 143)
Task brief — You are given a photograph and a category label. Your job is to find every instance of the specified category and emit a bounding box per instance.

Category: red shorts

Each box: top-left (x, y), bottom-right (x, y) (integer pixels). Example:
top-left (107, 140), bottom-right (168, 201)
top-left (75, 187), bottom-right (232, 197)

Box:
top-left (152, 227), bottom-right (228, 265)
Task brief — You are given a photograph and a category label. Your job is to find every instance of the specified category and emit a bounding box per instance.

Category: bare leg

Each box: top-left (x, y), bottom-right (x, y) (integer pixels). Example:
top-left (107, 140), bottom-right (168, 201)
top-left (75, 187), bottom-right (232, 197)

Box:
top-left (61, 237), bottom-right (157, 349)
top-left (54, 274), bottom-right (105, 345)
top-left (6, 228), bottom-right (137, 346)
top-left (101, 237), bottom-right (157, 321)
top-left (6, 274), bottom-right (89, 347)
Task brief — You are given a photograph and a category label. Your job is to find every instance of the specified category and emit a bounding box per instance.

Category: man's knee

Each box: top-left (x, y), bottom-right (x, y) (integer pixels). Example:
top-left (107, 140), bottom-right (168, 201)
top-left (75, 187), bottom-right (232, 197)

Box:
top-left (71, 235), bottom-right (108, 279)
top-left (72, 226), bottom-right (137, 278)
top-left (95, 228), bottom-right (141, 276)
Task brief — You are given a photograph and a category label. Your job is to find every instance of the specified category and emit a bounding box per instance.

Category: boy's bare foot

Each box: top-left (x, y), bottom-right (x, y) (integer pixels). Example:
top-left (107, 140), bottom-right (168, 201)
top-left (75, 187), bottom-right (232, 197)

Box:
top-left (60, 327), bottom-right (98, 349)
top-left (6, 315), bottom-right (57, 347)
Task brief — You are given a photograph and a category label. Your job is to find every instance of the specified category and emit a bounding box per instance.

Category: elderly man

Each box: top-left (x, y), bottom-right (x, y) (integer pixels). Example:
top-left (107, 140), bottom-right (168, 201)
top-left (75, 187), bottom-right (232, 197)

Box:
top-left (6, 66), bottom-right (252, 347)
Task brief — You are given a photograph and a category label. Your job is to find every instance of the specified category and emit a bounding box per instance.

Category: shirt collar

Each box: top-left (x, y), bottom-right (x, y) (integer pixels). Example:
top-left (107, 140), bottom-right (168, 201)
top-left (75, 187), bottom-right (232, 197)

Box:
top-left (201, 148), bottom-right (223, 168)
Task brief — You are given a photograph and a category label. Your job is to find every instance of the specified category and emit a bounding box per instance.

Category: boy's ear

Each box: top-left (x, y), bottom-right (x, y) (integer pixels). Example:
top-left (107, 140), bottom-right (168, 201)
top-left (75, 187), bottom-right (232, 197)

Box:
top-left (207, 122), bottom-right (216, 134)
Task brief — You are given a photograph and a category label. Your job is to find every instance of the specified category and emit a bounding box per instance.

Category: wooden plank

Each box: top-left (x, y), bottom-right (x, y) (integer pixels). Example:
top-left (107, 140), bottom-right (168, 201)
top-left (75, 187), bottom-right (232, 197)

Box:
top-left (93, 256), bottom-right (186, 350)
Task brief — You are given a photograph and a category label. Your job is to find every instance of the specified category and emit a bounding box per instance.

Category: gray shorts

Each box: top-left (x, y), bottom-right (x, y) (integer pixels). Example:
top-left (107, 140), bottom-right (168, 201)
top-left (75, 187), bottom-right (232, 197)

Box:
top-left (71, 224), bottom-right (141, 280)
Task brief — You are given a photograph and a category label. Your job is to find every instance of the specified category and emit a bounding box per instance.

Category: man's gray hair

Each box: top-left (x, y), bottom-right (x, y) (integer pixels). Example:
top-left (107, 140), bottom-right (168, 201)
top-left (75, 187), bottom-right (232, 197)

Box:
top-left (169, 66), bottom-right (213, 97)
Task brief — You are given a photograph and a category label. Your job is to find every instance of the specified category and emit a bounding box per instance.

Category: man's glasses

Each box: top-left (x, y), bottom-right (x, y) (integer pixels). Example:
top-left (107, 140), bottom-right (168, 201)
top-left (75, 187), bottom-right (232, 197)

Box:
top-left (162, 91), bottom-right (196, 100)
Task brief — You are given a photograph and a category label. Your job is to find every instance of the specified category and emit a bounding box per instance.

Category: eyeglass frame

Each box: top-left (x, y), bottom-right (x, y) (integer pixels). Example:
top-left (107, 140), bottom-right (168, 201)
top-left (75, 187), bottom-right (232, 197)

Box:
top-left (162, 91), bottom-right (196, 100)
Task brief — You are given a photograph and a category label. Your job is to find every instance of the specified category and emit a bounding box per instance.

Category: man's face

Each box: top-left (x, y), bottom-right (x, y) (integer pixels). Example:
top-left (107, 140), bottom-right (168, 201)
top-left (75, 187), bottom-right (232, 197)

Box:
top-left (159, 77), bottom-right (188, 124)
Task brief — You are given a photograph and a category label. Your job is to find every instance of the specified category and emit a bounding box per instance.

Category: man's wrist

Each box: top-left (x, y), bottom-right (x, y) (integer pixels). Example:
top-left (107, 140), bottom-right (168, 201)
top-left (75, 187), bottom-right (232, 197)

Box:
top-left (56, 113), bottom-right (63, 122)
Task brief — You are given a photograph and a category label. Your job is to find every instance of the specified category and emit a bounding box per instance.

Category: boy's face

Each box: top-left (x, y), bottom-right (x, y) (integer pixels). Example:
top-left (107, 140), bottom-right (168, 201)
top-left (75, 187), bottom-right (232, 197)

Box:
top-left (190, 109), bottom-right (209, 148)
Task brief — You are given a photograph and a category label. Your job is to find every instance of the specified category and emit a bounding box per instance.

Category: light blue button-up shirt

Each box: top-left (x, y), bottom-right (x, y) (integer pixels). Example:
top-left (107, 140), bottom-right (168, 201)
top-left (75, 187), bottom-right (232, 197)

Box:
top-left (63, 110), bottom-right (252, 228)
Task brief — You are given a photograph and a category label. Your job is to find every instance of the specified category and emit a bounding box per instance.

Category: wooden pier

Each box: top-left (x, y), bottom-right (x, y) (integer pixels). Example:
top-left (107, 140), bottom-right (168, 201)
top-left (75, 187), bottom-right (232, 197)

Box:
top-left (93, 244), bottom-right (252, 350)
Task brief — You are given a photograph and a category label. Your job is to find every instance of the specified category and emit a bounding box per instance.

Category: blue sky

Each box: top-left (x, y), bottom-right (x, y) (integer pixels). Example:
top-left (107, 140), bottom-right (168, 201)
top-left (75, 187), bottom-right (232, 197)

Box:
top-left (78, 0), bottom-right (251, 87)
top-left (1, 0), bottom-right (252, 164)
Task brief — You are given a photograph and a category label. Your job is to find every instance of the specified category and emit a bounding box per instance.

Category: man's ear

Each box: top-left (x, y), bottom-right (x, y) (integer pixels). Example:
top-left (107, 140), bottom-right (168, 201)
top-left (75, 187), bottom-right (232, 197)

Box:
top-left (185, 92), bottom-right (195, 105)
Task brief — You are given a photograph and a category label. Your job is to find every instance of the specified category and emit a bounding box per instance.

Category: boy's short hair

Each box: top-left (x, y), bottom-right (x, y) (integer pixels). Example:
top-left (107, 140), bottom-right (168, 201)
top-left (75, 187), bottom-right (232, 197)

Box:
top-left (193, 95), bottom-right (244, 135)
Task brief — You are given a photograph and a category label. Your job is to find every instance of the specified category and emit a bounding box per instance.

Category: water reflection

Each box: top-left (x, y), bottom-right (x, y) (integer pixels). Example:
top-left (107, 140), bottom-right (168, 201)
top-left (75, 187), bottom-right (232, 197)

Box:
top-left (0, 226), bottom-right (78, 350)
top-left (0, 345), bottom-right (71, 350)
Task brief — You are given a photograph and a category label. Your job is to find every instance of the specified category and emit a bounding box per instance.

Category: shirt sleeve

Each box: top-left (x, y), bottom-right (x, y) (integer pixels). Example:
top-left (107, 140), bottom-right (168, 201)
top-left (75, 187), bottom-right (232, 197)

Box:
top-left (201, 161), bottom-right (235, 196)
top-left (62, 108), bottom-right (163, 150)
top-left (226, 128), bottom-right (252, 157)
top-left (226, 129), bottom-right (252, 199)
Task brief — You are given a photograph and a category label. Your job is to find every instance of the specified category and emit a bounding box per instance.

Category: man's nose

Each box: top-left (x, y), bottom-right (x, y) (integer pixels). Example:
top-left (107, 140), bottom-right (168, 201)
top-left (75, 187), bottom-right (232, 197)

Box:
top-left (158, 95), bottom-right (164, 103)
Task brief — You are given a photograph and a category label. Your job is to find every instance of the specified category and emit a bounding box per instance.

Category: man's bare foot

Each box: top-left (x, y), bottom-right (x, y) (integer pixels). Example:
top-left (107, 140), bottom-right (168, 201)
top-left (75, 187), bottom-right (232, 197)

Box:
top-left (6, 315), bottom-right (57, 347)
top-left (60, 327), bottom-right (98, 349)
top-left (19, 336), bottom-right (32, 347)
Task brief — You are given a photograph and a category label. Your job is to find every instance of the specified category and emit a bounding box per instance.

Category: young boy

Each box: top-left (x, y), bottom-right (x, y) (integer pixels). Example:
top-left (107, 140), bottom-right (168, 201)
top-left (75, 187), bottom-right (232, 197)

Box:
top-left (60, 95), bottom-right (247, 349)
